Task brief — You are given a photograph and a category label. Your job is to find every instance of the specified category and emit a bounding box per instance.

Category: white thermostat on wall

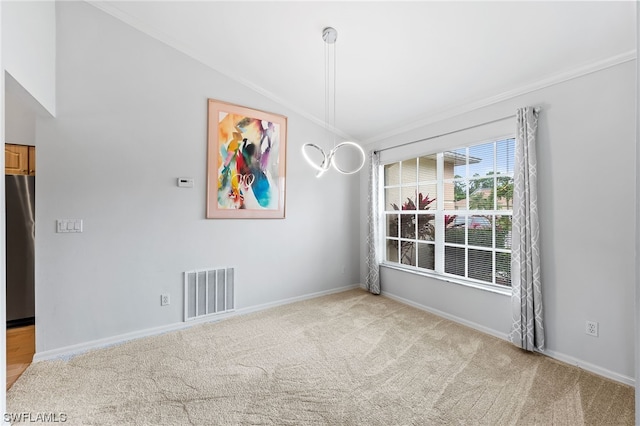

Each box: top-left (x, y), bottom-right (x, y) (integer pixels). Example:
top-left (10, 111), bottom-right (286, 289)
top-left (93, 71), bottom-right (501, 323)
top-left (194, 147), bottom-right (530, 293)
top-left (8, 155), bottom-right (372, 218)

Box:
top-left (177, 178), bottom-right (194, 188)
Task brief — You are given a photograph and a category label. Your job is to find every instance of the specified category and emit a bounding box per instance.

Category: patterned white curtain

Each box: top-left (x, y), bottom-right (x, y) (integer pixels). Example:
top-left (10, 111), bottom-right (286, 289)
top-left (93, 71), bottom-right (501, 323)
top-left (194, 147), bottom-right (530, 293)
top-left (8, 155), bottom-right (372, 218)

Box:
top-left (509, 107), bottom-right (544, 351)
top-left (365, 151), bottom-right (381, 295)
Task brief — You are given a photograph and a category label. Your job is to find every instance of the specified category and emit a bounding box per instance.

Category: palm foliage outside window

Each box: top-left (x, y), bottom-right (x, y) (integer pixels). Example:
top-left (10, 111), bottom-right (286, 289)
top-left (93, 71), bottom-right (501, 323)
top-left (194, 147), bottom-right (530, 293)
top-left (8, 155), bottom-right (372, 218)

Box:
top-left (383, 138), bottom-right (515, 287)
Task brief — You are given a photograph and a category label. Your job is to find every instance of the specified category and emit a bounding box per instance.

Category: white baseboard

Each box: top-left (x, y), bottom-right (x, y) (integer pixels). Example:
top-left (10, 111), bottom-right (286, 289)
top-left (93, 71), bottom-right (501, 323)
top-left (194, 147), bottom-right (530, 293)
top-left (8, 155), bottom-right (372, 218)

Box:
top-left (34, 284), bottom-right (633, 387)
top-left (381, 290), bottom-right (635, 387)
top-left (233, 284), bottom-right (360, 317)
top-left (381, 290), bottom-right (509, 341)
top-left (33, 284), bottom-right (360, 363)
top-left (541, 349), bottom-right (635, 387)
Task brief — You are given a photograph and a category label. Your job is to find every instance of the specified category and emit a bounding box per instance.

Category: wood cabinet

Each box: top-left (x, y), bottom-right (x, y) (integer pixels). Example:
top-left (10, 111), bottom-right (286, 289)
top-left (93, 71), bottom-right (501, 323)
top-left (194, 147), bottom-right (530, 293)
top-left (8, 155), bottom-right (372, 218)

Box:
top-left (28, 146), bottom-right (35, 176)
top-left (5, 144), bottom-right (35, 176)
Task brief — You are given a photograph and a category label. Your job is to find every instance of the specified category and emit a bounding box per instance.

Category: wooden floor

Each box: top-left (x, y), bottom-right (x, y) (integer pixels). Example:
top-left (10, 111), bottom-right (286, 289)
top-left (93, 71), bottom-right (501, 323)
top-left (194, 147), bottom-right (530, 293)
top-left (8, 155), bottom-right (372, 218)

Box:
top-left (6, 325), bottom-right (35, 390)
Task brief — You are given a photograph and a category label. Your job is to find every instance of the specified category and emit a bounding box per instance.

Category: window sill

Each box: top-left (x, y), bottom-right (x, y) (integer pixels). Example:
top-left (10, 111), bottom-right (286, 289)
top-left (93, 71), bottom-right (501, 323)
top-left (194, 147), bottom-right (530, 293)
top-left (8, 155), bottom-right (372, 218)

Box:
top-left (380, 262), bottom-right (512, 297)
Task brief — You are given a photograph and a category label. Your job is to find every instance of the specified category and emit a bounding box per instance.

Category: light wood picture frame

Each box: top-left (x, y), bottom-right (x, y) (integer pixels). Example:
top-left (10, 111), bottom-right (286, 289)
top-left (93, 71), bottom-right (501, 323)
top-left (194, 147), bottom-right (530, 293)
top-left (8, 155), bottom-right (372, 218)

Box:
top-left (206, 99), bottom-right (287, 219)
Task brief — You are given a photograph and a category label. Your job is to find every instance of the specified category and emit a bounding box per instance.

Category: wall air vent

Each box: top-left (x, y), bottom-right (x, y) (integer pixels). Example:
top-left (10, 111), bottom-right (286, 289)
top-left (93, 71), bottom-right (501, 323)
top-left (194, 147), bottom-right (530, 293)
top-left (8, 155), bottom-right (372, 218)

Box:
top-left (184, 267), bottom-right (235, 322)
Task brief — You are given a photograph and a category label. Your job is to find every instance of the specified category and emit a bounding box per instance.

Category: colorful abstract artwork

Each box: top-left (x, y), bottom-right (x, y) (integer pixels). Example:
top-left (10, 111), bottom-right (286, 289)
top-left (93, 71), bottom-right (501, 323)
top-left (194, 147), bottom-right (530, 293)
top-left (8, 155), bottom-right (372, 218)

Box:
top-left (206, 99), bottom-right (287, 219)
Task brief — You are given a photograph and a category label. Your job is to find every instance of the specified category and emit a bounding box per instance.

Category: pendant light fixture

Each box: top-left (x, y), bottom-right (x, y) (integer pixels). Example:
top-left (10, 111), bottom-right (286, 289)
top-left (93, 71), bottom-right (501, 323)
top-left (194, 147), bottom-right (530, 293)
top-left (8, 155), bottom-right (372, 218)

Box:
top-left (302, 27), bottom-right (366, 178)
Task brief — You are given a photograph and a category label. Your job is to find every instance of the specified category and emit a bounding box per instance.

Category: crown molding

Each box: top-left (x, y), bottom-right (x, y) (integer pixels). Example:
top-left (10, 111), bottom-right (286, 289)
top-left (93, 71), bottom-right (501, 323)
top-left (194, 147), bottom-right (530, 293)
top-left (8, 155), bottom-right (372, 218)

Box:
top-left (363, 50), bottom-right (636, 145)
top-left (86, 1), bottom-right (632, 147)
top-left (86, 1), bottom-right (358, 142)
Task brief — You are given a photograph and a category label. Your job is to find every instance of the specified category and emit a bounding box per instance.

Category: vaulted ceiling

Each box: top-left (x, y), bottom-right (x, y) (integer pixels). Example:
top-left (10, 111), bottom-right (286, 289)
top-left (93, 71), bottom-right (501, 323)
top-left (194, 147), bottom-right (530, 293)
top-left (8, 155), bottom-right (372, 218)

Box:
top-left (90, 1), bottom-right (636, 144)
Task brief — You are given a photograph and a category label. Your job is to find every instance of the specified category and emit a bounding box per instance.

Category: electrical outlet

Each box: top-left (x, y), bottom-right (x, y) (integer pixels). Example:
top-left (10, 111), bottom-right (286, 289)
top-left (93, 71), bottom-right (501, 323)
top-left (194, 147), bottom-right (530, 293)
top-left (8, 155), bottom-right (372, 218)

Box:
top-left (586, 320), bottom-right (599, 337)
top-left (161, 294), bottom-right (170, 306)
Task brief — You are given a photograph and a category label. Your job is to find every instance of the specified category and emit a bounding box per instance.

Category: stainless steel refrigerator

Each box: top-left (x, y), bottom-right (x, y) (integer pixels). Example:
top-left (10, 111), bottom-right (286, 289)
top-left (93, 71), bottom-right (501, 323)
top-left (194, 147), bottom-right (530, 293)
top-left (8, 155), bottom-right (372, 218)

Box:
top-left (6, 174), bottom-right (35, 326)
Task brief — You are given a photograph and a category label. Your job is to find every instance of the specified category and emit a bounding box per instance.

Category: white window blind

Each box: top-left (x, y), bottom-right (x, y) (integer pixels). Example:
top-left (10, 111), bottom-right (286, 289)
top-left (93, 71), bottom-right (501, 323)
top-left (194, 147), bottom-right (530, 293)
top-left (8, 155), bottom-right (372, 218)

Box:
top-left (381, 122), bottom-right (515, 289)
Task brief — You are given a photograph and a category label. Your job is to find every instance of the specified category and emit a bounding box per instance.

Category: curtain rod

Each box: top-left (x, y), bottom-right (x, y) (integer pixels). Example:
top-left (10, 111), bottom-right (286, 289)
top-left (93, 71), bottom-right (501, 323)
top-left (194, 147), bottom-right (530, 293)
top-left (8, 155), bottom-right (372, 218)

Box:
top-left (373, 114), bottom-right (516, 154)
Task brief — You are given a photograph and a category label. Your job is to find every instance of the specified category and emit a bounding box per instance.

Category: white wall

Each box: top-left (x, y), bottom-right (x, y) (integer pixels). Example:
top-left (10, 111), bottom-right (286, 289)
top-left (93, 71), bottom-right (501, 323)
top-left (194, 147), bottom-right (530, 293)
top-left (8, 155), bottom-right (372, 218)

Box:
top-left (362, 61), bottom-right (637, 383)
top-left (2, 0), bottom-right (55, 116)
top-left (5, 73), bottom-right (50, 147)
top-left (635, 1), bottom-right (639, 421)
top-left (34, 1), bottom-right (360, 354)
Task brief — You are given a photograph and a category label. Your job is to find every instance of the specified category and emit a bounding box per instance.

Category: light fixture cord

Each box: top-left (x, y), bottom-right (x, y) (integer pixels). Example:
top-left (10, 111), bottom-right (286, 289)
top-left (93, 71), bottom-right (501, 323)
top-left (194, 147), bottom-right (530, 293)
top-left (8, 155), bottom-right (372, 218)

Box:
top-left (324, 36), bottom-right (330, 146)
top-left (324, 33), bottom-right (337, 150)
top-left (332, 41), bottom-right (337, 149)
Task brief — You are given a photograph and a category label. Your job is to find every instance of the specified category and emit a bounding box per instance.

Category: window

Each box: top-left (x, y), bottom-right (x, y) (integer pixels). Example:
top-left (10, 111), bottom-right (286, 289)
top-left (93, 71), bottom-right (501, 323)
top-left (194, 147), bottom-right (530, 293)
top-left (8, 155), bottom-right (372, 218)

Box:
top-left (382, 137), bottom-right (515, 288)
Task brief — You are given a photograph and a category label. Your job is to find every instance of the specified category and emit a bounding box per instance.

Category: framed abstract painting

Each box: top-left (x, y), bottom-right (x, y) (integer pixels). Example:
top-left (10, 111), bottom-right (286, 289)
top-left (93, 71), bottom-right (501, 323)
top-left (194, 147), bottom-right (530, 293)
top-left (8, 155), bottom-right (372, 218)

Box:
top-left (206, 99), bottom-right (287, 219)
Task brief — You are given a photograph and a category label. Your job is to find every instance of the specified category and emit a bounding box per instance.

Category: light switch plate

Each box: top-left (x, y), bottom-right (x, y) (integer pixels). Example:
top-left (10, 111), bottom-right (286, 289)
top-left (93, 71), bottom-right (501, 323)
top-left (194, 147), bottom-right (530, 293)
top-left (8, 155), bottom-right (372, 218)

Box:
top-left (57, 219), bottom-right (83, 233)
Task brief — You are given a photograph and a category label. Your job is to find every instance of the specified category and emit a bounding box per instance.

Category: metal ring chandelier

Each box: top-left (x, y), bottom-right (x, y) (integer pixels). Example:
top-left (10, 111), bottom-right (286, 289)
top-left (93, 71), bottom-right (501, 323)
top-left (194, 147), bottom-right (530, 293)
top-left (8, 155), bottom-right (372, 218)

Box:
top-left (302, 27), bottom-right (366, 178)
top-left (302, 141), bottom-right (366, 178)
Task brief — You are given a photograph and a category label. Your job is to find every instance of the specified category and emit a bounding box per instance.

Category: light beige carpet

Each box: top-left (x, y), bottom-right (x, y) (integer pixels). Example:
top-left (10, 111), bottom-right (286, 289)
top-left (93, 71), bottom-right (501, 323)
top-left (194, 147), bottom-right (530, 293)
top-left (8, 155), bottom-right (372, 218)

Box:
top-left (7, 289), bottom-right (634, 425)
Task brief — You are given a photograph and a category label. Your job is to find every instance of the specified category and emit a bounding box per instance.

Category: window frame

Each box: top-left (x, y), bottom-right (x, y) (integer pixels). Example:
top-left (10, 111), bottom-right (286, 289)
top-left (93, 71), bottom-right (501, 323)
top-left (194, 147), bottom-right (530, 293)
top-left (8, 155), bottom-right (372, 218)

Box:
top-left (380, 136), bottom-right (515, 295)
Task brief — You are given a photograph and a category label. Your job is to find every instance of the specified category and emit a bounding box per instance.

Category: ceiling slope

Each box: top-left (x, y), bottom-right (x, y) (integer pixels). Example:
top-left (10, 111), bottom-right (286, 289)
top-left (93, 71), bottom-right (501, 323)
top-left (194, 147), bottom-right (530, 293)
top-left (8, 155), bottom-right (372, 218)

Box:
top-left (89, 1), bottom-right (636, 144)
